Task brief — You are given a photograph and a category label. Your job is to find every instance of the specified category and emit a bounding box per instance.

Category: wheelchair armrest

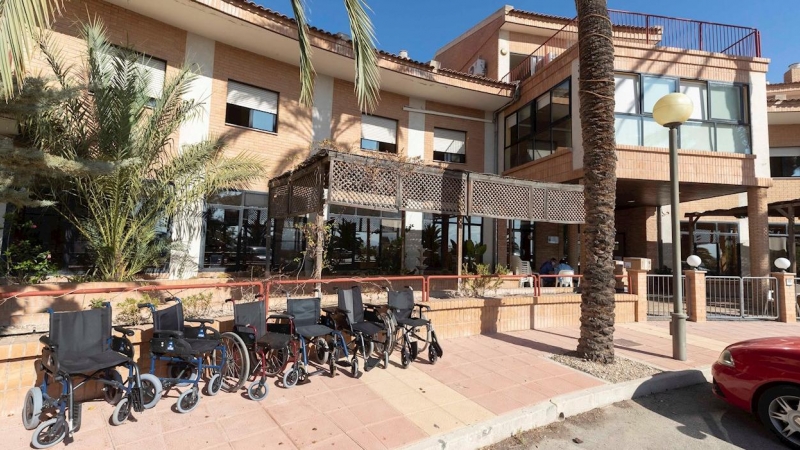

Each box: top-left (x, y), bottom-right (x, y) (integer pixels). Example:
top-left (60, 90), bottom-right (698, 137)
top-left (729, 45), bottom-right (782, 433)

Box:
top-left (153, 330), bottom-right (184, 339)
top-left (363, 303), bottom-right (380, 310)
top-left (113, 326), bottom-right (135, 337)
top-left (185, 318), bottom-right (214, 325)
top-left (415, 303), bottom-right (431, 310)
top-left (322, 306), bottom-right (346, 315)
top-left (39, 335), bottom-right (55, 348)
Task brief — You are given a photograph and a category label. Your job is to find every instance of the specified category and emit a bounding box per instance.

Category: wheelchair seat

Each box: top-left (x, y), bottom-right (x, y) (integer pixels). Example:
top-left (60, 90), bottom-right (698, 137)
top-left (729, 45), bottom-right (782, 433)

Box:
top-left (182, 338), bottom-right (219, 354)
top-left (352, 321), bottom-right (383, 335)
top-left (60, 350), bottom-right (130, 374)
top-left (338, 287), bottom-right (386, 334)
top-left (294, 324), bottom-right (335, 340)
top-left (396, 317), bottom-right (429, 327)
top-left (257, 332), bottom-right (292, 349)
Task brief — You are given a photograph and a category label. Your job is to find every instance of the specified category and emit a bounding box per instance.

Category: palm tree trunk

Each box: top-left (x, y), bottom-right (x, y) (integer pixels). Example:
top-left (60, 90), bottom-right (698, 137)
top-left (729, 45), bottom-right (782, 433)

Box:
top-left (575, 0), bottom-right (617, 363)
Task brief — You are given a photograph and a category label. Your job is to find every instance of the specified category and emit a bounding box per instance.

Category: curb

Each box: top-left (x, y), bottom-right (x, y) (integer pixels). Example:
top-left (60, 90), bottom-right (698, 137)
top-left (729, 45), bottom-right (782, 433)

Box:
top-left (402, 366), bottom-right (713, 450)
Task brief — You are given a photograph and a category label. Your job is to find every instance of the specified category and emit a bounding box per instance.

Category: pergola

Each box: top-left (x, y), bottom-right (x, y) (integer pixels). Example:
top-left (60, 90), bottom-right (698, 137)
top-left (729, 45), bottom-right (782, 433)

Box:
top-left (268, 150), bottom-right (586, 273)
top-left (686, 198), bottom-right (800, 272)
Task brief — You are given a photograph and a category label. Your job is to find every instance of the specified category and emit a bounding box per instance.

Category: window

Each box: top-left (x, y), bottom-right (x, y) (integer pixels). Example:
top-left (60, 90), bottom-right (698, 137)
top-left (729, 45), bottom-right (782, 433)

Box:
top-left (421, 214), bottom-right (483, 272)
top-left (679, 221), bottom-right (741, 276)
top-left (361, 115), bottom-right (397, 153)
top-left (504, 78), bottom-right (571, 170)
top-left (225, 81), bottom-right (278, 133)
top-left (98, 48), bottom-right (166, 104)
top-left (202, 191), bottom-right (269, 271)
top-left (770, 148), bottom-right (800, 177)
top-left (613, 73), bottom-right (750, 154)
top-left (433, 128), bottom-right (466, 163)
top-left (327, 206), bottom-right (402, 273)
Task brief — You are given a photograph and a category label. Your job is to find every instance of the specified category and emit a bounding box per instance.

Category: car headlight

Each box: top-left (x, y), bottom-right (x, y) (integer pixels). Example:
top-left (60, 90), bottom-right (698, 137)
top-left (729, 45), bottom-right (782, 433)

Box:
top-left (717, 349), bottom-right (735, 367)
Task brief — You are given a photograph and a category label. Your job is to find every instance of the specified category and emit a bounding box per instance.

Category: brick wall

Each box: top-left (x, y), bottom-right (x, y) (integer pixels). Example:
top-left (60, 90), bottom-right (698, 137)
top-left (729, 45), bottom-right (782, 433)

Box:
top-left (503, 148), bottom-right (581, 183)
top-left (210, 43), bottom-right (312, 192)
top-left (769, 124), bottom-right (800, 147)
top-left (423, 101), bottom-right (486, 173)
top-left (617, 146), bottom-right (763, 186)
top-left (435, 16), bottom-right (504, 76)
top-left (616, 207), bottom-right (658, 260)
top-left (508, 32), bottom-right (549, 56)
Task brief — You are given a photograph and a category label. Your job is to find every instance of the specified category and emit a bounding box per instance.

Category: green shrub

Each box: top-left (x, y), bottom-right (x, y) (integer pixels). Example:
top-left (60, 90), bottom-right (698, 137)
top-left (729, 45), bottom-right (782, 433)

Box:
top-left (114, 294), bottom-right (160, 325)
top-left (181, 292), bottom-right (213, 319)
top-left (463, 263), bottom-right (508, 298)
top-left (88, 299), bottom-right (106, 309)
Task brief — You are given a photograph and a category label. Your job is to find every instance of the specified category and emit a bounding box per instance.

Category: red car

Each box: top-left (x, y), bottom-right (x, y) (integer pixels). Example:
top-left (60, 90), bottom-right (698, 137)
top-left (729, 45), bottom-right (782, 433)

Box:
top-left (712, 337), bottom-right (800, 449)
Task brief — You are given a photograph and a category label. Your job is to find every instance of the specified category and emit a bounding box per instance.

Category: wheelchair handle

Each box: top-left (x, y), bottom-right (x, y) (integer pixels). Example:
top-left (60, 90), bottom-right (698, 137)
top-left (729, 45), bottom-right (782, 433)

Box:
top-left (224, 298), bottom-right (235, 304)
top-left (113, 326), bottom-right (135, 336)
top-left (164, 297), bottom-right (180, 303)
top-left (254, 294), bottom-right (264, 298)
top-left (137, 302), bottom-right (154, 309)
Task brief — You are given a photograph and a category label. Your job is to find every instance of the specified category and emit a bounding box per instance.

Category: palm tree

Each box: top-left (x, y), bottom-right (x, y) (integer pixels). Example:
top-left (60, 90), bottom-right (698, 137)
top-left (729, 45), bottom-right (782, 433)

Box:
top-left (290, 0), bottom-right (380, 111)
top-left (0, 0), bottom-right (62, 99)
top-left (575, 0), bottom-right (617, 363)
top-left (12, 20), bottom-right (264, 281)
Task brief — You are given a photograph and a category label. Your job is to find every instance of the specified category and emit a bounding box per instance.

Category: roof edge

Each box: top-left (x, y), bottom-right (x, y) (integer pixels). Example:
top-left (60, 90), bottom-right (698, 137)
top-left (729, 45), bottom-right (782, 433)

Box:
top-left (433, 5), bottom-right (512, 58)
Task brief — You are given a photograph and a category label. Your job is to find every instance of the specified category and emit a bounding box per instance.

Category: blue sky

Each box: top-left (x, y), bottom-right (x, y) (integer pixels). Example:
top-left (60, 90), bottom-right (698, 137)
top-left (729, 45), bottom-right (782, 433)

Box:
top-left (258, 0), bottom-right (799, 83)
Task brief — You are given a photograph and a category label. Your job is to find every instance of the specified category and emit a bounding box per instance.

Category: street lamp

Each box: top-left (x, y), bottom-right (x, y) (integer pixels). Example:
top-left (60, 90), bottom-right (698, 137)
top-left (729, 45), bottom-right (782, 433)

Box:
top-left (687, 255), bottom-right (702, 270)
top-left (775, 257), bottom-right (791, 272)
top-left (654, 92), bottom-right (694, 362)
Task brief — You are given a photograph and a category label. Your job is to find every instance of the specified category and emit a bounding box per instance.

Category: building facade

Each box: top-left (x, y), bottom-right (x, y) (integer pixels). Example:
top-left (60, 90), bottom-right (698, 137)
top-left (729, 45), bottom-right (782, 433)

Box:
top-left (6, 1), bottom-right (798, 278)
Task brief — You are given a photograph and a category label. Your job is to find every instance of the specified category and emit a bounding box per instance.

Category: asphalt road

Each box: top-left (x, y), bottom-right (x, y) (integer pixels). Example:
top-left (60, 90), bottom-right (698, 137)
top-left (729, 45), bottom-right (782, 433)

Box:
top-left (487, 383), bottom-right (787, 450)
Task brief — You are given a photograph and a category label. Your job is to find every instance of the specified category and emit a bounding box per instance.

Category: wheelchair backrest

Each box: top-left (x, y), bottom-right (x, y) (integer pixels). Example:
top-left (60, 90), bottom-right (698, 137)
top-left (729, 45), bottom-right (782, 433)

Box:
top-left (287, 297), bottom-right (321, 329)
top-left (337, 286), bottom-right (364, 324)
top-left (234, 301), bottom-right (266, 337)
top-left (152, 302), bottom-right (184, 333)
top-left (388, 289), bottom-right (414, 320)
top-left (49, 307), bottom-right (111, 359)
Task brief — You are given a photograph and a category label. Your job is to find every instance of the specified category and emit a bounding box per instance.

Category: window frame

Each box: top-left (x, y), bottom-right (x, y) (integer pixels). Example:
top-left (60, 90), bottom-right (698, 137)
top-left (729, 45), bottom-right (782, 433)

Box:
top-left (225, 79), bottom-right (280, 134)
top-left (433, 127), bottom-right (467, 164)
top-left (613, 71), bottom-right (751, 153)
top-left (200, 190), bottom-right (270, 272)
top-left (360, 114), bottom-right (399, 154)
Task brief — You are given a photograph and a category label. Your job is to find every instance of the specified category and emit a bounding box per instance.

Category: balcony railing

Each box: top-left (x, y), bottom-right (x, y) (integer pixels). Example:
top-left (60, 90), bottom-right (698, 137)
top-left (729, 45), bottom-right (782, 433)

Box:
top-left (503, 10), bottom-right (761, 84)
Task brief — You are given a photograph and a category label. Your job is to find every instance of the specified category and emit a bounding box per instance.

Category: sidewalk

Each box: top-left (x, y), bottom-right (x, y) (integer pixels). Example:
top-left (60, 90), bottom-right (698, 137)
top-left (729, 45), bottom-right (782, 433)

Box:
top-left (3, 320), bottom-right (799, 450)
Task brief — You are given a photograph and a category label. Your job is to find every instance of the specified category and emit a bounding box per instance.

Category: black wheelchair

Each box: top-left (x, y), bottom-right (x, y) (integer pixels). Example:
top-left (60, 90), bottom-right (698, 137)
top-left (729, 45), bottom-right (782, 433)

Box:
top-left (138, 297), bottom-right (246, 412)
top-left (22, 304), bottom-right (161, 449)
top-left (328, 286), bottom-right (391, 377)
top-left (282, 294), bottom-right (350, 386)
top-left (388, 287), bottom-right (443, 367)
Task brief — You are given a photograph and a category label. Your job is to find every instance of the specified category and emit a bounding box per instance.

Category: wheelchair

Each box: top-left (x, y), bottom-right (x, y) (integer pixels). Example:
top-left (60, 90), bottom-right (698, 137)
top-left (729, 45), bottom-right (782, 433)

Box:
top-left (225, 295), bottom-right (296, 400)
top-left (387, 287), bottom-right (443, 367)
top-left (328, 286), bottom-right (391, 377)
top-left (22, 304), bottom-right (161, 449)
top-left (138, 297), bottom-right (246, 413)
top-left (281, 294), bottom-right (350, 387)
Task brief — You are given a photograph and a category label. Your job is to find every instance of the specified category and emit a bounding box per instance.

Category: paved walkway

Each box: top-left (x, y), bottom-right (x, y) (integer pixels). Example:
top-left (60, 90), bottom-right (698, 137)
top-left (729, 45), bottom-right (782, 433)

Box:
top-left (4, 320), bottom-right (800, 450)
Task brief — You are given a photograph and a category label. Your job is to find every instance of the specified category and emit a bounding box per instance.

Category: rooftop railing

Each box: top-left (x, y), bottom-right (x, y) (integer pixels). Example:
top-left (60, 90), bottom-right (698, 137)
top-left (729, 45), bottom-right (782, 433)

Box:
top-left (503, 10), bottom-right (761, 84)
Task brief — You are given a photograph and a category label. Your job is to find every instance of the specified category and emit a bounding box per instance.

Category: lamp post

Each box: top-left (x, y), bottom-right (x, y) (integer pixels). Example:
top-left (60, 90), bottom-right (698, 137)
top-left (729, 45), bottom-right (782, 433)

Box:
top-left (653, 93), bottom-right (694, 361)
top-left (775, 257), bottom-right (791, 272)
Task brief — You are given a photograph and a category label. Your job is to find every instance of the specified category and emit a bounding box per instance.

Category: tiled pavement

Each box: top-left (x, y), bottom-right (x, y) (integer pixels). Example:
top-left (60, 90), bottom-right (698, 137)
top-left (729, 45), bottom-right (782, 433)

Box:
top-left (4, 320), bottom-right (800, 450)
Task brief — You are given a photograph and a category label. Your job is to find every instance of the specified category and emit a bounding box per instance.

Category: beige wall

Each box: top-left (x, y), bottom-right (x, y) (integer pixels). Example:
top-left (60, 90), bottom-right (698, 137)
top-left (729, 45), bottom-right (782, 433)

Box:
top-left (435, 16), bottom-right (504, 77)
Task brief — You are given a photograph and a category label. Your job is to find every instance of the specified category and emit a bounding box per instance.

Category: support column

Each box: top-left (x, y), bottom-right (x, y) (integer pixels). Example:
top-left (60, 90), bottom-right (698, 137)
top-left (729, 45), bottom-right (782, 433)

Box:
top-left (747, 187), bottom-right (770, 277)
top-left (773, 271), bottom-right (797, 323)
top-left (685, 269), bottom-right (707, 322)
top-left (456, 216), bottom-right (464, 276)
top-left (311, 75), bottom-right (334, 145)
top-left (628, 269), bottom-right (648, 322)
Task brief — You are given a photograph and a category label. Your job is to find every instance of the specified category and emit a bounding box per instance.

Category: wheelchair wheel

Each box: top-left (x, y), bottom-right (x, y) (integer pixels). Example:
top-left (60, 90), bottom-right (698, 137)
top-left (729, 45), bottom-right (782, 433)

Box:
top-left (219, 332), bottom-right (248, 393)
top-left (247, 381), bottom-right (268, 401)
top-left (328, 347), bottom-right (338, 378)
top-left (351, 358), bottom-right (361, 379)
top-left (31, 418), bottom-right (66, 449)
top-left (176, 388), bottom-right (200, 414)
top-left (428, 345), bottom-right (438, 365)
top-left (313, 337), bottom-right (330, 365)
top-left (283, 368), bottom-right (299, 388)
top-left (103, 370), bottom-right (124, 405)
top-left (205, 373), bottom-right (222, 396)
top-left (111, 397), bottom-right (131, 426)
top-left (22, 387), bottom-right (43, 430)
top-left (401, 349), bottom-right (411, 368)
top-left (383, 351), bottom-right (390, 369)
top-left (265, 347), bottom-right (288, 376)
top-left (139, 373), bottom-right (163, 409)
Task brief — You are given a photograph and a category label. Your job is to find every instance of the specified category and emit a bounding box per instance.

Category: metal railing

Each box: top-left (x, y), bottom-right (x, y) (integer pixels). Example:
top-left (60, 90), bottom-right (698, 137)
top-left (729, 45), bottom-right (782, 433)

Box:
top-left (646, 274), bottom-right (685, 319)
top-left (503, 10), bottom-right (760, 84)
top-left (427, 274), bottom-right (540, 299)
top-left (706, 276), bottom-right (778, 320)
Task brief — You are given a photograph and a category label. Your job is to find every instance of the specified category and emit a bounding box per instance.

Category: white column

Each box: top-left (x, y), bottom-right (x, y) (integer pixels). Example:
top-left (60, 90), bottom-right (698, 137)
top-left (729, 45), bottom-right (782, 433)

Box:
top-left (497, 30), bottom-right (510, 81)
top-left (169, 33), bottom-right (215, 279)
top-left (497, 111), bottom-right (505, 174)
top-left (749, 71), bottom-right (770, 179)
top-left (405, 98), bottom-right (426, 272)
top-left (311, 74), bottom-right (334, 146)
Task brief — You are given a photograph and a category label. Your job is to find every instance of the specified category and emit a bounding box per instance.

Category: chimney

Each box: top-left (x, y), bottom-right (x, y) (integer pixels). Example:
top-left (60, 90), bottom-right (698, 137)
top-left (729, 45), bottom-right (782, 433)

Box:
top-left (399, 50), bottom-right (409, 59)
top-left (785, 62), bottom-right (800, 83)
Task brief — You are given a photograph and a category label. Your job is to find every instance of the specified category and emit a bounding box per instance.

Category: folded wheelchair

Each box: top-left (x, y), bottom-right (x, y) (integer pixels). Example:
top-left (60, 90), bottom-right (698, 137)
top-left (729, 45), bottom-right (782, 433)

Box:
top-left (22, 304), bottom-right (161, 449)
top-left (225, 295), bottom-right (297, 400)
top-left (138, 297), bottom-right (246, 412)
top-left (327, 286), bottom-right (392, 376)
top-left (281, 294), bottom-right (350, 386)
top-left (387, 287), bottom-right (443, 367)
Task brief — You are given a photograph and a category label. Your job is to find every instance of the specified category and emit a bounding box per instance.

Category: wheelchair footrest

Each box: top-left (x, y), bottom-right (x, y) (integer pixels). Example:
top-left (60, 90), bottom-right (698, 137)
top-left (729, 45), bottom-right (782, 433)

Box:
top-left (130, 387), bottom-right (144, 413)
top-left (363, 357), bottom-right (382, 372)
top-left (71, 402), bottom-right (82, 433)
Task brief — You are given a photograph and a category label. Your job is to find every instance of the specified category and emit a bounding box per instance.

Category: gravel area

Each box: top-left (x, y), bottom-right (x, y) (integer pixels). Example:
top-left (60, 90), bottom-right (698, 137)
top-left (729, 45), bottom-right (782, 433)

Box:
top-left (551, 352), bottom-right (661, 383)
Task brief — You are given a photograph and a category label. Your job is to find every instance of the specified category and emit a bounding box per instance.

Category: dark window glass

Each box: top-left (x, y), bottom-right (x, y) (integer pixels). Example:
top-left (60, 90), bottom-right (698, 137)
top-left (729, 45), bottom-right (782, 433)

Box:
top-left (225, 103), bottom-right (276, 133)
top-left (433, 152), bottom-right (466, 163)
top-left (770, 156), bottom-right (800, 177)
top-left (360, 139), bottom-right (397, 153)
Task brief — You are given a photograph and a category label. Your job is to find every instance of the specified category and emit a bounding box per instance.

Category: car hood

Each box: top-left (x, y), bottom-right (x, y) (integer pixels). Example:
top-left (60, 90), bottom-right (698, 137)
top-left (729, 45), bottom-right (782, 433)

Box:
top-left (727, 337), bottom-right (800, 351)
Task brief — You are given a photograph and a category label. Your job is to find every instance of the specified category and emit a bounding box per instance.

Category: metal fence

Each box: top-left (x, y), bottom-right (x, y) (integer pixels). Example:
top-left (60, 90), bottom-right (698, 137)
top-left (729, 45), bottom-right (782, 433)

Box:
top-left (646, 274), bottom-right (685, 320)
top-left (706, 276), bottom-right (778, 320)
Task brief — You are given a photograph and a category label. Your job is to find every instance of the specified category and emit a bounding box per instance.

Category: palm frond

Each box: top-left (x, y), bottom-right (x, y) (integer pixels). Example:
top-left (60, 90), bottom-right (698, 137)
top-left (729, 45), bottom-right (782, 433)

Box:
top-left (343, 0), bottom-right (380, 112)
top-left (290, 0), bottom-right (315, 107)
top-left (0, 0), bottom-right (62, 100)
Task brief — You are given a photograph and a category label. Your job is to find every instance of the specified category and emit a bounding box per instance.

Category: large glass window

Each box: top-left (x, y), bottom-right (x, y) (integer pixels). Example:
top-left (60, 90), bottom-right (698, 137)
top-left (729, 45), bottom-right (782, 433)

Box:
top-left (613, 73), bottom-right (750, 154)
top-left (504, 78), bottom-right (571, 170)
top-left (202, 191), bottom-right (269, 271)
top-left (420, 214), bottom-right (483, 272)
top-left (769, 148), bottom-right (800, 177)
top-left (679, 221), bottom-right (740, 276)
top-left (327, 206), bottom-right (402, 273)
top-left (225, 81), bottom-right (278, 133)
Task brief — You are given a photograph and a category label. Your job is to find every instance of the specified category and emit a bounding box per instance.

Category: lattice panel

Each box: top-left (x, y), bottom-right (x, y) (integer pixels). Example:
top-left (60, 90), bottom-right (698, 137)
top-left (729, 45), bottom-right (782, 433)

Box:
top-left (328, 159), bottom-right (398, 210)
top-left (401, 171), bottom-right (466, 215)
top-left (289, 168), bottom-right (323, 216)
top-left (546, 189), bottom-right (585, 223)
top-left (269, 183), bottom-right (290, 219)
top-left (470, 180), bottom-right (531, 220)
top-left (530, 188), bottom-right (546, 220)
